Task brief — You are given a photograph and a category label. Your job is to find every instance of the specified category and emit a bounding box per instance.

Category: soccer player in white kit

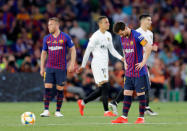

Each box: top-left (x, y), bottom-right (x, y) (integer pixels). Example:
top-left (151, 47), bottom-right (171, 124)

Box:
top-left (77, 16), bottom-right (124, 117)
top-left (136, 14), bottom-right (158, 116)
top-left (109, 14), bottom-right (158, 116)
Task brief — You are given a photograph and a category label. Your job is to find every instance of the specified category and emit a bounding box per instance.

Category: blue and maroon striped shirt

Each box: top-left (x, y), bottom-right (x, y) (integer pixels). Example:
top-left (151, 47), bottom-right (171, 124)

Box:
top-left (121, 30), bottom-right (147, 77)
top-left (42, 31), bottom-right (74, 70)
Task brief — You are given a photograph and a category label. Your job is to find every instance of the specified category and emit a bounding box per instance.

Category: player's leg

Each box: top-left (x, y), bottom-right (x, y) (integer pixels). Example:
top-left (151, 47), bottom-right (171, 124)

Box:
top-left (54, 69), bottom-right (67, 117)
top-left (100, 82), bottom-right (109, 112)
top-left (40, 68), bottom-right (54, 117)
top-left (109, 87), bottom-right (124, 115)
top-left (111, 77), bottom-right (133, 123)
top-left (145, 74), bottom-right (158, 115)
top-left (145, 89), bottom-right (158, 115)
top-left (145, 89), bottom-right (149, 107)
top-left (55, 85), bottom-right (64, 117)
top-left (135, 92), bottom-right (146, 124)
top-left (77, 77), bottom-right (102, 116)
top-left (109, 77), bottom-right (126, 115)
top-left (97, 66), bottom-right (116, 116)
top-left (83, 87), bottom-right (101, 104)
top-left (77, 64), bottom-right (105, 116)
top-left (99, 81), bottom-right (116, 116)
top-left (77, 87), bottom-right (101, 116)
top-left (134, 75), bottom-right (148, 124)
top-left (83, 63), bottom-right (103, 104)
top-left (111, 88), bottom-right (124, 105)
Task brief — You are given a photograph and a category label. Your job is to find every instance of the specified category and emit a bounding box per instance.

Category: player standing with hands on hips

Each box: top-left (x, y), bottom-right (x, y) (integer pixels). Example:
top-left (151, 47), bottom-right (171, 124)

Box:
top-left (109, 14), bottom-right (158, 116)
top-left (111, 21), bottom-right (152, 124)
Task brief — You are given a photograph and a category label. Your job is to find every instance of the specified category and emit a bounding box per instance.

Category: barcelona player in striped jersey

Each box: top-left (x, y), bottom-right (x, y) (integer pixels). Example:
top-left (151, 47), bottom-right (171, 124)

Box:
top-left (109, 14), bottom-right (158, 116)
top-left (40, 17), bottom-right (76, 117)
top-left (111, 22), bottom-right (152, 124)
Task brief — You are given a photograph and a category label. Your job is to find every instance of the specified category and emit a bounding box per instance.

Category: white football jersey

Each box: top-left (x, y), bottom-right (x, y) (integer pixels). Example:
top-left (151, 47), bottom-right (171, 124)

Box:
top-left (136, 27), bottom-right (153, 45)
top-left (136, 27), bottom-right (154, 67)
top-left (81, 30), bottom-right (122, 67)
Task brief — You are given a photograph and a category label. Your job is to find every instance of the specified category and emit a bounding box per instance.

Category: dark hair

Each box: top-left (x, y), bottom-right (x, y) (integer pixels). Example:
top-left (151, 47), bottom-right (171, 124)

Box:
top-left (97, 16), bottom-right (107, 24)
top-left (113, 22), bottom-right (126, 34)
top-left (139, 14), bottom-right (151, 20)
top-left (48, 17), bottom-right (60, 24)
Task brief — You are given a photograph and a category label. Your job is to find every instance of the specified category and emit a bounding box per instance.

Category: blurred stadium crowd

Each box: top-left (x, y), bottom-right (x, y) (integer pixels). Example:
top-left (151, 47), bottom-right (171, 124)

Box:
top-left (0, 0), bottom-right (187, 101)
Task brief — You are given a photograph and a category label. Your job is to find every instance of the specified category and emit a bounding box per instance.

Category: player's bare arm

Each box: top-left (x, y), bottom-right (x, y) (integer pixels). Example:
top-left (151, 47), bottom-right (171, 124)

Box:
top-left (135, 39), bottom-right (152, 70)
top-left (76, 67), bottom-right (84, 74)
top-left (40, 50), bottom-right (47, 76)
top-left (68, 46), bottom-right (76, 73)
top-left (122, 50), bottom-right (127, 70)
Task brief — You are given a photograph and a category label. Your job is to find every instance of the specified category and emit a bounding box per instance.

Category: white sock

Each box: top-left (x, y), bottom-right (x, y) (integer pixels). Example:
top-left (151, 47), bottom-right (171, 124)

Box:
top-left (105, 111), bottom-right (109, 113)
top-left (121, 115), bottom-right (127, 119)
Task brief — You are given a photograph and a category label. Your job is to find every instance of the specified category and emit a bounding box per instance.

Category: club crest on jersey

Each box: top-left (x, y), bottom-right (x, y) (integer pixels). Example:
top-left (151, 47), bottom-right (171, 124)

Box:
top-left (53, 40), bottom-right (57, 44)
top-left (130, 41), bottom-right (133, 45)
top-left (59, 40), bottom-right (63, 44)
top-left (100, 45), bottom-right (105, 48)
top-left (107, 37), bottom-right (110, 41)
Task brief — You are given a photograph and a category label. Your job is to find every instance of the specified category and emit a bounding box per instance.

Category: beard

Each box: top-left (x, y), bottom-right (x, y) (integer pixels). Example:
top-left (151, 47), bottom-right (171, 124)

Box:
top-left (49, 30), bottom-right (55, 34)
top-left (146, 23), bottom-right (151, 29)
top-left (49, 28), bottom-right (55, 34)
top-left (124, 33), bottom-right (129, 37)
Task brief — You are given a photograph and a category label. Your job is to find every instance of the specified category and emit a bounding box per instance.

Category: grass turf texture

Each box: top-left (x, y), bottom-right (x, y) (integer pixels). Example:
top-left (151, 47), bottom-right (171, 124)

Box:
top-left (0, 102), bottom-right (187, 131)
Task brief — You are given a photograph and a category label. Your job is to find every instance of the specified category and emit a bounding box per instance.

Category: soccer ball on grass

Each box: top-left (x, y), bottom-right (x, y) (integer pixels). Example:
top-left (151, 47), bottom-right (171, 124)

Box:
top-left (21, 112), bottom-right (36, 125)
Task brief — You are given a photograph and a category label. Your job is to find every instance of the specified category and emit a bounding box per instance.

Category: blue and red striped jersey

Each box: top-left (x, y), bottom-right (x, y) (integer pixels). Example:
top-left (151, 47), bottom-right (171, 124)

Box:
top-left (120, 30), bottom-right (147, 77)
top-left (42, 31), bottom-right (74, 70)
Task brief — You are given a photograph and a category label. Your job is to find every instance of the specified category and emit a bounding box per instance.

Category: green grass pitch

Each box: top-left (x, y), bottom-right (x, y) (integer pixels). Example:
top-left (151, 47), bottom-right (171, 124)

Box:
top-left (0, 102), bottom-right (187, 131)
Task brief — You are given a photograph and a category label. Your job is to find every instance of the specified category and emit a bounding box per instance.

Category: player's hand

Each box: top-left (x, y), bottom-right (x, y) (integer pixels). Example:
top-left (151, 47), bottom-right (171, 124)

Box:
top-left (152, 45), bottom-right (158, 51)
top-left (135, 61), bottom-right (145, 71)
top-left (68, 63), bottom-right (74, 73)
top-left (124, 61), bottom-right (128, 70)
top-left (40, 68), bottom-right (45, 77)
top-left (120, 57), bottom-right (125, 62)
top-left (76, 67), bottom-right (84, 74)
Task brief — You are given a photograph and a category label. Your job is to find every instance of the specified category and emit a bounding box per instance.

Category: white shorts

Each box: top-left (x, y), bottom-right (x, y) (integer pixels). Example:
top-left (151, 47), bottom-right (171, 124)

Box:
top-left (91, 63), bottom-right (108, 84)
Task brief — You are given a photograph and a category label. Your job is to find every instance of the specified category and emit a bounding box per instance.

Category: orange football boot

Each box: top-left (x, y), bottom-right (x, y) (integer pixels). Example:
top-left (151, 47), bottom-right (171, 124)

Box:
top-left (111, 116), bottom-right (128, 123)
top-left (77, 100), bottom-right (84, 116)
top-left (134, 117), bottom-right (144, 124)
top-left (104, 111), bottom-right (117, 117)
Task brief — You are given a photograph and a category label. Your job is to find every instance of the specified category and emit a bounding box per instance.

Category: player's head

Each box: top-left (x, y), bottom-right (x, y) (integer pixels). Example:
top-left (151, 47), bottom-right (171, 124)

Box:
top-left (113, 22), bottom-right (129, 37)
top-left (139, 14), bottom-right (152, 29)
top-left (97, 16), bottom-right (110, 31)
top-left (48, 17), bottom-right (60, 34)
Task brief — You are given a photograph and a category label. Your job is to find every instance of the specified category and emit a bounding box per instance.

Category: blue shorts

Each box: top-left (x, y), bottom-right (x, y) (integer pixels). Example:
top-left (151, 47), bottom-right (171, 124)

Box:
top-left (44, 68), bottom-right (66, 86)
top-left (124, 74), bottom-right (150, 93)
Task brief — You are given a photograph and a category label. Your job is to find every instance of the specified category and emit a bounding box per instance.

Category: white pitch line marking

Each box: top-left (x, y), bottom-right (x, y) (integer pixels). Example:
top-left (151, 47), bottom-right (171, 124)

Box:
top-left (47, 122), bottom-right (187, 126)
